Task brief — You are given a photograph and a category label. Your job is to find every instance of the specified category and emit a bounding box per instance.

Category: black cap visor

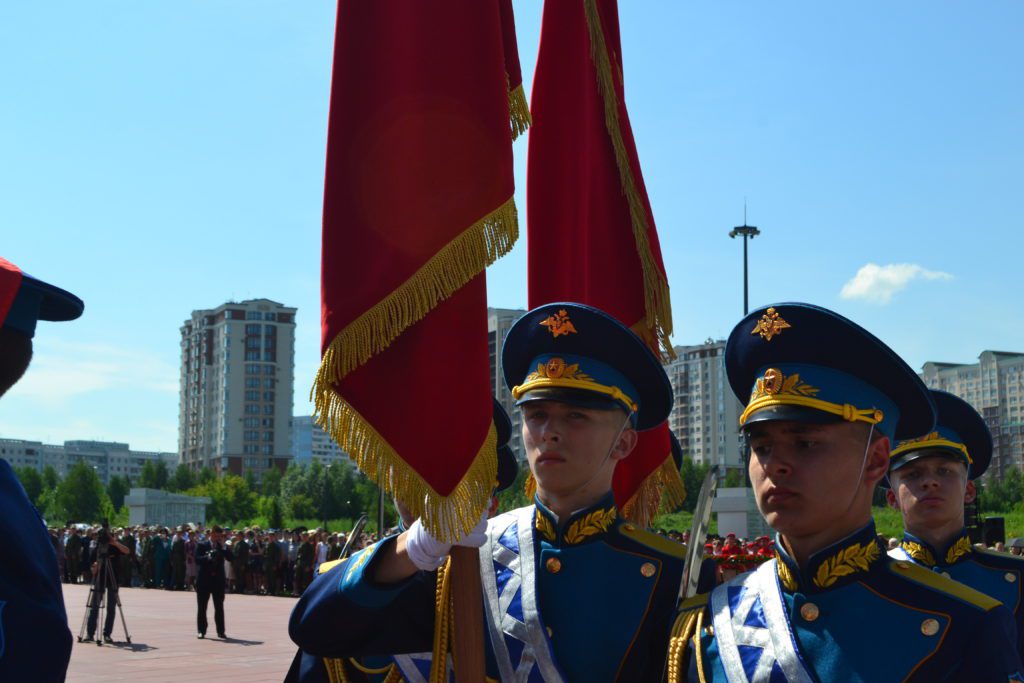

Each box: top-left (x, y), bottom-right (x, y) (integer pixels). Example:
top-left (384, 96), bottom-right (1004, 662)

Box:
top-left (515, 386), bottom-right (629, 417)
top-left (741, 404), bottom-right (843, 430)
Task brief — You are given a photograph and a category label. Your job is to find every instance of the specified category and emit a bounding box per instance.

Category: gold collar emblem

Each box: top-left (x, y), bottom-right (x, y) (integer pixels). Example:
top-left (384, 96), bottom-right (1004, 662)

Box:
top-left (751, 307), bottom-right (791, 341)
top-left (540, 309), bottom-right (578, 338)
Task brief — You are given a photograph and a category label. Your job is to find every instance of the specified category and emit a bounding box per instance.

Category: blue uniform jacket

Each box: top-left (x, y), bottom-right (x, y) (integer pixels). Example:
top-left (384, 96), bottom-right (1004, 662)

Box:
top-left (289, 493), bottom-right (686, 681)
top-left (672, 521), bottom-right (1023, 682)
top-left (0, 459), bottom-right (72, 681)
top-left (894, 529), bottom-right (1024, 658)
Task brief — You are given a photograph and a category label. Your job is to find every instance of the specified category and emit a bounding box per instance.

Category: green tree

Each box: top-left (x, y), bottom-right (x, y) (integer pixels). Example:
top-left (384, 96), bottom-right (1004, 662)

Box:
top-left (169, 464), bottom-right (196, 492)
top-left (14, 466), bottom-right (43, 505)
top-left (497, 466), bottom-right (530, 512)
top-left (42, 465), bottom-right (60, 491)
top-left (288, 493), bottom-right (317, 519)
top-left (680, 457), bottom-right (711, 513)
top-left (199, 466), bottom-right (216, 485)
top-left (244, 468), bottom-right (257, 492)
top-left (139, 460), bottom-right (157, 489)
top-left (188, 474), bottom-right (257, 523)
top-left (262, 467), bottom-right (283, 497)
top-left (106, 474), bottom-right (131, 510)
top-left (723, 467), bottom-right (746, 488)
top-left (267, 495), bottom-right (284, 529)
top-left (56, 460), bottom-right (105, 522)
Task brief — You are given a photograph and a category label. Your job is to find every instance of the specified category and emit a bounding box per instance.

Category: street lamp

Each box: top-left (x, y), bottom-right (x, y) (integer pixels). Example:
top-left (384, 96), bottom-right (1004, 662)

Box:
top-left (728, 221), bottom-right (761, 315)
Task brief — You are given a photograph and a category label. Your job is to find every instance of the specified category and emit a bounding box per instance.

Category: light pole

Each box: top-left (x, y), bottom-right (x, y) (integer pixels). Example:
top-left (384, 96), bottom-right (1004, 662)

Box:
top-left (728, 221), bottom-right (761, 315)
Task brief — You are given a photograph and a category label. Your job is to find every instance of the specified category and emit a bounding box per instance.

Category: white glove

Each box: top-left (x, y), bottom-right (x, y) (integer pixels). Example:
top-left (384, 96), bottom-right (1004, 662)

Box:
top-left (405, 509), bottom-right (488, 571)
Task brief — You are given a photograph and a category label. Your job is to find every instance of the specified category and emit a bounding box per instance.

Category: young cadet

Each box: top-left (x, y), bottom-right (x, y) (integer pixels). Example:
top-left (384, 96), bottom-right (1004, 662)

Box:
top-left (888, 389), bottom-right (1024, 656)
top-left (667, 303), bottom-right (1023, 683)
top-left (289, 302), bottom-right (686, 681)
top-left (287, 400), bottom-right (520, 683)
top-left (0, 257), bottom-right (80, 681)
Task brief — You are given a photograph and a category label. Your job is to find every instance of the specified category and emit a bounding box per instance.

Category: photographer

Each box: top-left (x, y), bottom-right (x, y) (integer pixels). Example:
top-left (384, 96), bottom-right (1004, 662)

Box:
top-left (195, 525), bottom-right (234, 639)
top-left (84, 520), bottom-right (129, 643)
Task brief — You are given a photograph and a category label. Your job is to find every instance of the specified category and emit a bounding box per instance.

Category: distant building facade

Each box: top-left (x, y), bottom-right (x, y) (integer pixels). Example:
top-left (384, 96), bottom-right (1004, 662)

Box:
top-left (489, 307), bottom-right (527, 463)
top-left (292, 415), bottom-right (349, 466)
top-left (664, 339), bottom-right (744, 469)
top-left (178, 298), bottom-right (296, 481)
top-left (0, 439), bottom-right (177, 485)
top-left (124, 488), bottom-right (211, 527)
top-left (921, 351), bottom-right (1024, 480)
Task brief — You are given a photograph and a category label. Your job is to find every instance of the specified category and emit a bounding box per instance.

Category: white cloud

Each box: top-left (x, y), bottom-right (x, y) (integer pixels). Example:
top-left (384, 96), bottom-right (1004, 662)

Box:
top-left (5, 339), bottom-right (179, 408)
top-left (840, 263), bottom-right (953, 304)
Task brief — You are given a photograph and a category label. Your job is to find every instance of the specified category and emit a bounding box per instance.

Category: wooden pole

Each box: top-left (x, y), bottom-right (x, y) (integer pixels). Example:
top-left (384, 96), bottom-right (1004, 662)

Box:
top-left (450, 545), bottom-right (485, 681)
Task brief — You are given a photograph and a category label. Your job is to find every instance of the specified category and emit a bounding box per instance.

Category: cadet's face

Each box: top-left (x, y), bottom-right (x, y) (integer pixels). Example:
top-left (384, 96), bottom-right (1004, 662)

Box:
top-left (747, 421), bottom-right (882, 539)
top-left (521, 400), bottom-right (634, 499)
top-left (888, 454), bottom-right (972, 529)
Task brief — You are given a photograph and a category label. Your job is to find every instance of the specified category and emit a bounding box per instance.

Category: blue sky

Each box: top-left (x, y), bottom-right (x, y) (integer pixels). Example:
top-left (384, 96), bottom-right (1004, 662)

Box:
top-left (2, 1), bottom-right (1021, 453)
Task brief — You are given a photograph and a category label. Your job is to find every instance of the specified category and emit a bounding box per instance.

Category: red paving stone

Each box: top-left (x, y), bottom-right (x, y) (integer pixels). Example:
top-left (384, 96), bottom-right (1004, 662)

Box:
top-left (63, 584), bottom-right (299, 683)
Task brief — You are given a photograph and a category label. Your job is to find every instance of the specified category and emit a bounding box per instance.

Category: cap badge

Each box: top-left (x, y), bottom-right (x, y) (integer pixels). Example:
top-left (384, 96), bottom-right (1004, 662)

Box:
top-left (751, 307), bottom-right (791, 341)
top-left (752, 370), bottom-right (819, 401)
top-left (526, 359), bottom-right (591, 383)
top-left (540, 309), bottom-right (578, 338)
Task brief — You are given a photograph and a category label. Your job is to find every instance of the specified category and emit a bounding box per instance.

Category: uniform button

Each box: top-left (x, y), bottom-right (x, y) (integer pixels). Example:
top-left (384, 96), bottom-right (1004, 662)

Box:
top-left (703, 625), bottom-right (715, 636)
top-left (921, 618), bottom-right (940, 636)
top-left (894, 561), bottom-right (910, 570)
top-left (1006, 572), bottom-right (1017, 583)
top-left (940, 572), bottom-right (951, 579)
top-left (799, 602), bottom-right (819, 622)
top-left (545, 557), bottom-right (562, 574)
top-left (546, 626), bottom-right (553, 638)
top-left (640, 562), bottom-right (656, 578)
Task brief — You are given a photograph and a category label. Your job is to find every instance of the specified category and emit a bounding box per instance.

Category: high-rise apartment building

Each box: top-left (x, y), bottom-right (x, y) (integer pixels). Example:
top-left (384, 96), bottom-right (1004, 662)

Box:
top-left (664, 339), bottom-right (744, 469)
top-left (178, 299), bottom-right (296, 480)
top-left (920, 351), bottom-right (1024, 480)
top-left (292, 415), bottom-right (349, 467)
top-left (489, 307), bottom-right (527, 462)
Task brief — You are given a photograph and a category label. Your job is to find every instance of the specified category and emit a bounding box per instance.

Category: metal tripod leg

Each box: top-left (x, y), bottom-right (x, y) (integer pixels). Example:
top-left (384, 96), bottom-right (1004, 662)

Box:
top-left (76, 568), bottom-right (103, 643)
top-left (100, 557), bottom-right (131, 645)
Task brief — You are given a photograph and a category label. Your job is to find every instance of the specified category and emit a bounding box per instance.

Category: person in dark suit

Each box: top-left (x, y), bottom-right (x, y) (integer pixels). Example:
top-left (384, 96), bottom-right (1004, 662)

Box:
top-left (195, 525), bottom-right (234, 639)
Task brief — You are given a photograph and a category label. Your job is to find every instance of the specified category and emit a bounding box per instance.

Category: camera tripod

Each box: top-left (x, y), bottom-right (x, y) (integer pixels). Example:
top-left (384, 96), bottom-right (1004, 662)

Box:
top-left (77, 555), bottom-right (132, 646)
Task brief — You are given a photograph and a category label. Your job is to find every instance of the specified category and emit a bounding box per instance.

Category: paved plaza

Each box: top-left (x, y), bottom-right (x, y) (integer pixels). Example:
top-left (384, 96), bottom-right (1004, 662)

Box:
top-left (63, 584), bottom-right (299, 682)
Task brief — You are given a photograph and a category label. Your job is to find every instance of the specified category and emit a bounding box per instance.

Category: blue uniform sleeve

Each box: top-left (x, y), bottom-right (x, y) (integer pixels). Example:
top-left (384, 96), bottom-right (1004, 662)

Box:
top-left (0, 460), bottom-right (72, 681)
top-left (288, 537), bottom-right (437, 658)
top-left (961, 604), bottom-right (1024, 682)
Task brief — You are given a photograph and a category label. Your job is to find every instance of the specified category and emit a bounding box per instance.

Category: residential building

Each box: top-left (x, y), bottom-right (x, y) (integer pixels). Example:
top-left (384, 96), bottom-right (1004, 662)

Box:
top-left (489, 307), bottom-right (527, 463)
top-left (664, 339), bottom-right (744, 469)
top-left (0, 438), bottom-right (177, 485)
top-left (920, 351), bottom-right (1024, 480)
top-left (178, 298), bottom-right (296, 480)
top-left (292, 415), bottom-right (350, 466)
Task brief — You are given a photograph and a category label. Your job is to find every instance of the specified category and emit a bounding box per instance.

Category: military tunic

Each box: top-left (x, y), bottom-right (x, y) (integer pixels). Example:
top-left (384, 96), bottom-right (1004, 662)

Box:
top-left (671, 522), bottom-right (1023, 682)
top-left (892, 529), bottom-right (1024, 658)
top-left (289, 492), bottom-right (685, 681)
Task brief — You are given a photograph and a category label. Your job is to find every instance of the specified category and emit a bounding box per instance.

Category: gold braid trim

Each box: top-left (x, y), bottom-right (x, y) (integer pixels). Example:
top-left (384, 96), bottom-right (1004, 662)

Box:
top-left (382, 665), bottom-right (403, 683)
top-left (666, 609), bottom-right (701, 683)
top-left (324, 658), bottom-right (350, 683)
top-left (316, 393), bottom-right (498, 543)
top-left (508, 82), bottom-right (532, 141)
top-left (582, 0), bottom-right (674, 360)
top-left (349, 659), bottom-right (392, 675)
top-left (313, 196), bottom-right (518, 386)
top-left (430, 557), bottom-right (454, 683)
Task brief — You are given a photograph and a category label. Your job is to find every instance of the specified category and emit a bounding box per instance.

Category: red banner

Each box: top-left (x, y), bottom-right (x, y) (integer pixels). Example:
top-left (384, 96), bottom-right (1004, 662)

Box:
top-left (527, 0), bottom-right (682, 525)
top-left (314, 1), bottom-right (526, 541)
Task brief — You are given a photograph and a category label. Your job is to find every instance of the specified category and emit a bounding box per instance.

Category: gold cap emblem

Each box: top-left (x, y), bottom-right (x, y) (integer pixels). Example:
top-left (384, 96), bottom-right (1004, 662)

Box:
top-left (751, 307), bottom-right (791, 341)
top-left (545, 357), bottom-right (566, 378)
top-left (540, 309), bottom-right (577, 338)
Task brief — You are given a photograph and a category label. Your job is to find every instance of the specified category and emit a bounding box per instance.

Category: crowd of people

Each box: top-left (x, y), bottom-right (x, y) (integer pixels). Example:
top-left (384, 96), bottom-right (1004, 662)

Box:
top-left (49, 523), bottom-right (388, 596)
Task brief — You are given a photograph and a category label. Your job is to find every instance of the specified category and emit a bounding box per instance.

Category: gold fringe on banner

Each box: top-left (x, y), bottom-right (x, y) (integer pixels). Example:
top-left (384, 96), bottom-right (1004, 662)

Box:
top-left (313, 196), bottom-right (518, 389)
top-left (508, 82), bottom-right (532, 141)
top-left (621, 451), bottom-right (686, 527)
top-left (430, 557), bottom-right (454, 683)
top-left (582, 0), bottom-right (675, 361)
top-left (314, 390), bottom-right (498, 543)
